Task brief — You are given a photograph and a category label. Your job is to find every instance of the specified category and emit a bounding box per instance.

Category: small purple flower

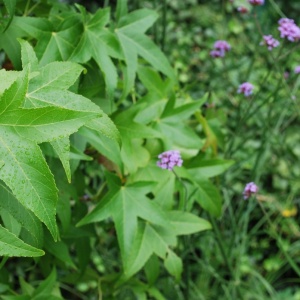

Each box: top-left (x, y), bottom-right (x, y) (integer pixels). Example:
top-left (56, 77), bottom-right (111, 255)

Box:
top-left (278, 18), bottom-right (300, 42)
top-left (210, 49), bottom-right (224, 58)
top-left (294, 66), bottom-right (300, 74)
top-left (157, 150), bottom-right (183, 171)
top-left (237, 82), bottom-right (254, 97)
top-left (243, 182), bottom-right (258, 200)
top-left (261, 35), bottom-right (280, 50)
top-left (248, 0), bottom-right (264, 5)
top-left (214, 40), bottom-right (231, 52)
top-left (210, 40), bottom-right (231, 58)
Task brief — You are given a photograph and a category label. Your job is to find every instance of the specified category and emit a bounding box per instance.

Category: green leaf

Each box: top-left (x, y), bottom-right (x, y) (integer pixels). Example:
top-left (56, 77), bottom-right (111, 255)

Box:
top-left (44, 236), bottom-right (76, 269)
top-left (32, 268), bottom-right (57, 298)
top-left (137, 66), bottom-right (169, 98)
top-left (2, 0), bottom-right (16, 32)
top-left (78, 181), bottom-right (169, 269)
top-left (116, 9), bottom-right (175, 97)
top-left (78, 127), bottom-right (123, 171)
top-left (167, 211), bottom-right (212, 235)
top-left (118, 9), bottom-right (158, 33)
top-left (70, 8), bottom-right (118, 99)
top-left (0, 17), bottom-right (52, 68)
top-left (0, 182), bottom-right (43, 248)
top-left (164, 251), bottom-right (182, 281)
top-left (116, 0), bottom-right (128, 23)
top-left (34, 14), bottom-right (82, 65)
top-left (19, 39), bottom-right (39, 72)
top-left (28, 61), bottom-right (84, 92)
top-left (0, 70), bottom-right (20, 96)
top-left (3, 0), bottom-right (16, 17)
top-left (194, 180), bottom-right (222, 217)
top-left (187, 159), bottom-right (234, 179)
top-left (0, 44), bottom-right (103, 241)
top-left (50, 137), bottom-right (71, 183)
top-left (124, 222), bottom-right (179, 278)
top-left (1, 212), bottom-right (21, 237)
top-left (86, 115), bottom-right (121, 145)
top-left (0, 225), bottom-right (44, 257)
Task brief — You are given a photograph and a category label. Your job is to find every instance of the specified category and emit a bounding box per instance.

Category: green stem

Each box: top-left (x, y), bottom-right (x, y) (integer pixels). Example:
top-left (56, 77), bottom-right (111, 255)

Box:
top-left (173, 170), bottom-right (188, 211)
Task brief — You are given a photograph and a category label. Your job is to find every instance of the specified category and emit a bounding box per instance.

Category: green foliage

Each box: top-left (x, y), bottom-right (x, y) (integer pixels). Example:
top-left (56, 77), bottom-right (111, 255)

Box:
top-left (0, 0), bottom-right (240, 299)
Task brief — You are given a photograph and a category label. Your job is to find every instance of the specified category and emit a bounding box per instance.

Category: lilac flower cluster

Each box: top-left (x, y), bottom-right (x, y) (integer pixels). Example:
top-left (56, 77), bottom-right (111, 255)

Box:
top-left (210, 40), bottom-right (231, 58)
top-left (237, 82), bottom-right (254, 97)
top-left (261, 35), bottom-right (280, 50)
top-left (278, 18), bottom-right (300, 42)
top-left (243, 182), bottom-right (258, 200)
top-left (157, 150), bottom-right (183, 171)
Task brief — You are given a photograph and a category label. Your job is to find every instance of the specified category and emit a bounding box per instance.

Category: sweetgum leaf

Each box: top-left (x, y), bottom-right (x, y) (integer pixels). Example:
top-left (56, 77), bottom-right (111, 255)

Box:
top-left (0, 43), bottom-right (103, 241)
top-left (34, 14), bottom-right (82, 66)
top-left (78, 181), bottom-right (169, 269)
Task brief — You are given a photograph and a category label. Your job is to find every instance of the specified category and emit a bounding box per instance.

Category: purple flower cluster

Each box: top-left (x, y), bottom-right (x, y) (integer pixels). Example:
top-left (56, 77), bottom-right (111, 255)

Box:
top-left (243, 182), bottom-right (258, 200)
top-left (278, 18), bottom-right (300, 42)
top-left (248, 0), bottom-right (264, 5)
top-left (261, 35), bottom-right (280, 50)
top-left (210, 40), bottom-right (231, 58)
top-left (295, 66), bottom-right (300, 74)
top-left (237, 82), bottom-right (254, 97)
top-left (157, 150), bottom-right (183, 171)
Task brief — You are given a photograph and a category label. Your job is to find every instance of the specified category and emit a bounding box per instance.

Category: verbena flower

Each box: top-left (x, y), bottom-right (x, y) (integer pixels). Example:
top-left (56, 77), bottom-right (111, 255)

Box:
top-left (210, 49), bottom-right (224, 58)
top-left (248, 0), bottom-right (264, 5)
top-left (243, 182), bottom-right (258, 199)
top-left (261, 35), bottom-right (280, 50)
top-left (210, 40), bottom-right (231, 58)
top-left (237, 82), bottom-right (254, 97)
top-left (278, 18), bottom-right (300, 42)
top-left (157, 150), bottom-right (183, 171)
top-left (294, 66), bottom-right (300, 74)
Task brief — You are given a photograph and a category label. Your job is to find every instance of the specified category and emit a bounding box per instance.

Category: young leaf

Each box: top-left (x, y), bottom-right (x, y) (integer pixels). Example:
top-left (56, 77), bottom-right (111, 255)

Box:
top-left (0, 225), bottom-right (44, 257)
